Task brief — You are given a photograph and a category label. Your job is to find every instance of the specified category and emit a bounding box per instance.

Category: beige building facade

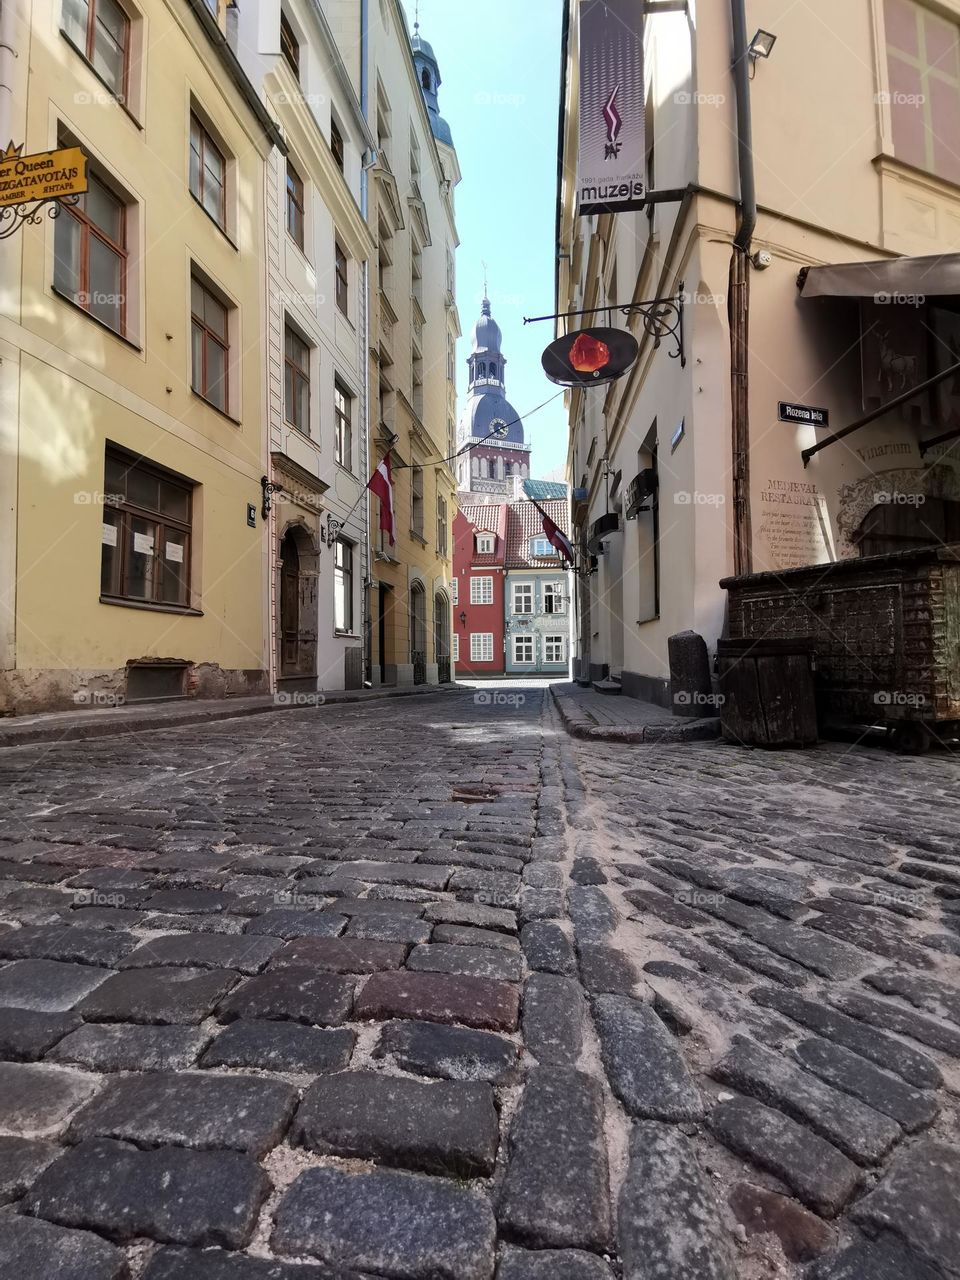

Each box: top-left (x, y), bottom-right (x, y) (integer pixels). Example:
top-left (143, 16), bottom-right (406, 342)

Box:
top-left (558, 0), bottom-right (960, 702)
top-left (0, 0), bottom-right (280, 713)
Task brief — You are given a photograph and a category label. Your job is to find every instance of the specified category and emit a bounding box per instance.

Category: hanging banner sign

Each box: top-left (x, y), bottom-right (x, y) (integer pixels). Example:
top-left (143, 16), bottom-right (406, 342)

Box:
top-left (0, 141), bottom-right (88, 210)
top-left (577, 0), bottom-right (645, 216)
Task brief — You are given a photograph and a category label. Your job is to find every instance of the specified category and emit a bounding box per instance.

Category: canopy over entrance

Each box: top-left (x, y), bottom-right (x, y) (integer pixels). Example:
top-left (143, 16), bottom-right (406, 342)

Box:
top-left (798, 253), bottom-right (960, 299)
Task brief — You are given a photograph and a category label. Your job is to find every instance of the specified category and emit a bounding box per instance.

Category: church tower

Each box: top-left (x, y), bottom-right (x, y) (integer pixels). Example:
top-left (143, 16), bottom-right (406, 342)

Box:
top-left (457, 296), bottom-right (530, 500)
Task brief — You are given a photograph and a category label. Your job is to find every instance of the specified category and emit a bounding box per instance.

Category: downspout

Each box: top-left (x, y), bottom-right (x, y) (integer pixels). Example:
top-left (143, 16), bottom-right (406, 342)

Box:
top-left (729, 0), bottom-right (755, 575)
top-left (360, 0), bottom-right (372, 682)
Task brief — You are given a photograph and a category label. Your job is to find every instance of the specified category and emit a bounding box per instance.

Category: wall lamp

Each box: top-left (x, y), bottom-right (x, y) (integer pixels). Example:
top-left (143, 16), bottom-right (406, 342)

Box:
top-left (748, 29), bottom-right (777, 60)
top-left (459, 611), bottom-right (467, 627)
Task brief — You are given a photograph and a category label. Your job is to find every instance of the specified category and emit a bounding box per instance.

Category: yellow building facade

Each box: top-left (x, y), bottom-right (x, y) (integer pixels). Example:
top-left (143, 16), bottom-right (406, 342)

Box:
top-left (0, 0), bottom-right (281, 712)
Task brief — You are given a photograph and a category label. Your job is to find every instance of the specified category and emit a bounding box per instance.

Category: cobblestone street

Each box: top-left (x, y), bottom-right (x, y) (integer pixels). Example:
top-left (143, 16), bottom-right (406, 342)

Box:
top-left (0, 687), bottom-right (957, 1279)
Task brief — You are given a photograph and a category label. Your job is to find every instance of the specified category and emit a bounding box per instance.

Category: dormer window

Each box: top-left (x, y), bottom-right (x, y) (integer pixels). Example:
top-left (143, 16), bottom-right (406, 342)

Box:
top-left (476, 534), bottom-right (494, 554)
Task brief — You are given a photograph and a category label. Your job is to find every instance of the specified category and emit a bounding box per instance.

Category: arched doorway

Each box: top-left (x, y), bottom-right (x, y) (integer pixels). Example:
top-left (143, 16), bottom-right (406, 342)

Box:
top-left (434, 591), bottom-right (450, 684)
top-left (410, 581), bottom-right (427, 685)
top-left (277, 523), bottom-right (319, 683)
top-left (280, 530), bottom-right (301, 676)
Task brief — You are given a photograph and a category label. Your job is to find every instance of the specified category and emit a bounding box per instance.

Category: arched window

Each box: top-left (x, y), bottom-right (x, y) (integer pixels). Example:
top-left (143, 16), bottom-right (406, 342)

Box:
top-left (421, 68), bottom-right (431, 91)
top-left (489, 362), bottom-right (497, 380)
top-left (471, 457), bottom-right (479, 477)
top-left (521, 463), bottom-right (528, 478)
top-left (496, 458), bottom-right (504, 480)
top-left (477, 361), bottom-right (486, 377)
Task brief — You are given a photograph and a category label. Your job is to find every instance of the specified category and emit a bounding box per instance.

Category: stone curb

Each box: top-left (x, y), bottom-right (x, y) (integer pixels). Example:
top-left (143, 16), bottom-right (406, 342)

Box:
top-left (0, 684), bottom-right (462, 749)
top-left (550, 686), bottom-right (720, 745)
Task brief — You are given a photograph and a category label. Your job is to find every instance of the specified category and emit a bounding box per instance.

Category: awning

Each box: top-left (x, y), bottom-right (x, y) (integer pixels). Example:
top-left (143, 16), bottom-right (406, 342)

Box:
top-left (798, 253), bottom-right (960, 299)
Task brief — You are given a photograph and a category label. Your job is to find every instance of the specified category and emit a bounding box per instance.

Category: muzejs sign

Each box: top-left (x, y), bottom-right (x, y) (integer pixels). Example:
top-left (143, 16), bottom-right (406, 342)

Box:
top-left (577, 0), bottom-right (645, 216)
top-left (0, 141), bottom-right (88, 209)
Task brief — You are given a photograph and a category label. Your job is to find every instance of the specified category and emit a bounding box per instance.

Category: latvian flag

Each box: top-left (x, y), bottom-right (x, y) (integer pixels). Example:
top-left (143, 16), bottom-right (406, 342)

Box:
top-left (367, 453), bottom-right (396, 547)
top-left (542, 510), bottom-right (574, 565)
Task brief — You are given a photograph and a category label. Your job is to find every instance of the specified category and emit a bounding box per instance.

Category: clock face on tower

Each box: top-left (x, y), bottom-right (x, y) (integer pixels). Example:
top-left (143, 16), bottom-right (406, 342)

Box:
top-left (490, 420), bottom-right (508, 438)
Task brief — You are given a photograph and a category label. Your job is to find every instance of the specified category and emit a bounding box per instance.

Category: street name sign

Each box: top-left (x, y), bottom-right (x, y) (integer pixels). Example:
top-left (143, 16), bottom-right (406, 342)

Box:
top-left (778, 401), bottom-right (829, 426)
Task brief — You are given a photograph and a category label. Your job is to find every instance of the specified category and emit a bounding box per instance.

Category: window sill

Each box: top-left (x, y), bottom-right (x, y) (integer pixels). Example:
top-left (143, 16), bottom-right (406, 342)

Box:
top-left (190, 192), bottom-right (238, 250)
top-left (334, 630), bottom-right (360, 639)
top-left (51, 287), bottom-right (142, 351)
top-left (100, 596), bottom-right (203, 617)
top-left (409, 531), bottom-right (428, 546)
top-left (191, 390), bottom-right (241, 427)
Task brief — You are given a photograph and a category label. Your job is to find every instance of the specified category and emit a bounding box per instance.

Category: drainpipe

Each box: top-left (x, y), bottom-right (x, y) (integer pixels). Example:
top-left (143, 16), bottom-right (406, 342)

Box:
top-left (729, 0), bottom-right (755, 575)
top-left (360, 0), bottom-right (372, 682)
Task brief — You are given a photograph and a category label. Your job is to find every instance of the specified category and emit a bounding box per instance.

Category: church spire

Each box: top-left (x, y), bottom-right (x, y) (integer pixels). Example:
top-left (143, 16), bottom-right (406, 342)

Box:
top-left (411, 18), bottom-right (454, 147)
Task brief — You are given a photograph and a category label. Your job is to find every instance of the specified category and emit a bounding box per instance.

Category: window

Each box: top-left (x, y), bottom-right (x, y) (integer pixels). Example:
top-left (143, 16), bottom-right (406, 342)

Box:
top-left (543, 582), bottom-right (565, 614)
top-left (412, 241), bottom-right (423, 304)
top-left (470, 576), bottom-right (493, 605)
top-left (411, 466), bottom-right (424, 537)
top-left (284, 326), bottom-right (310, 434)
top-left (437, 495), bottom-right (448, 556)
top-left (330, 118), bottom-right (345, 173)
top-left (512, 582), bottom-right (534, 614)
top-left (62, 0), bottom-right (129, 99)
top-left (101, 447), bottom-right (193, 608)
top-left (286, 161), bottom-right (305, 250)
top-left (334, 538), bottom-right (354, 632)
top-left (470, 633), bottom-right (494, 662)
top-left (476, 533), bottom-right (494, 554)
top-left (335, 240), bottom-right (349, 315)
top-left (191, 276), bottom-right (229, 412)
top-left (334, 381), bottom-right (353, 469)
top-left (452, 633), bottom-right (459, 662)
top-left (450, 578), bottom-right (458, 605)
top-left (885, 0), bottom-right (960, 184)
top-left (280, 11), bottom-right (299, 79)
top-left (544, 634), bottom-right (566, 664)
top-left (189, 113), bottom-right (226, 229)
top-left (54, 171), bottom-right (126, 335)
top-left (531, 536), bottom-right (557, 557)
top-left (513, 634), bottom-right (534, 664)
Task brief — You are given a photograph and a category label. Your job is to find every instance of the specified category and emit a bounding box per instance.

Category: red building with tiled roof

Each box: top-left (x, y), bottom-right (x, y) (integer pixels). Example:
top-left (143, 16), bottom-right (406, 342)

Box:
top-left (503, 497), bottom-right (572, 675)
top-left (452, 504), bottom-right (508, 676)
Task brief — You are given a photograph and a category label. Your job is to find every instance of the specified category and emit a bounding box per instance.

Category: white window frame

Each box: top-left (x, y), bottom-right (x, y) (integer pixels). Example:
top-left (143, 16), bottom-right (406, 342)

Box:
top-left (513, 633), bottom-right (534, 665)
top-left (470, 632), bottom-right (493, 662)
top-left (476, 533), bottom-right (494, 554)
top-left (543, 581), bottom-right (565, 615)
top-left (470, 575), bottom-right (493, 605)
top-left (452, 633), bottom-right (459, 662)
top-left (544, 634), bottom-right (566, 663)
top-left (512, 582), bottom-right (534, 614)
top-left (450, 578), bottom-right (458, 605)
top-left (531, 536), bottom-right (555, 557)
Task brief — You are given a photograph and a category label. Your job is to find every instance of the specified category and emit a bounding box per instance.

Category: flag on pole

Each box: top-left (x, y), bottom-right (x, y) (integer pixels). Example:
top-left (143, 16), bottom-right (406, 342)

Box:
top-left (528, 497), bottom-right (574, 565)
top-left (367, 453), bottom-right (395, 547)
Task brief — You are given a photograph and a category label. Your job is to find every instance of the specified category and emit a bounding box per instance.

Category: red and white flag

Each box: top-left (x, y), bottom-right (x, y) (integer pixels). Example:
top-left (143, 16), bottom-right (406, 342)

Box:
top-left (542, 511), bottom-right (574, 565)
top-left (367, 453), bottom-right (395, 547)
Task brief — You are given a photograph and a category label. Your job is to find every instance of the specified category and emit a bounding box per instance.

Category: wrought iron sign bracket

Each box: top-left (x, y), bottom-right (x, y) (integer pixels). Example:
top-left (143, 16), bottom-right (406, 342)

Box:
top-left (525, 286), bottom-right (686, 368)
top-left (260, 476), bottom-right (283, 520)
top-left (0, 192), bottom-right (80, 241)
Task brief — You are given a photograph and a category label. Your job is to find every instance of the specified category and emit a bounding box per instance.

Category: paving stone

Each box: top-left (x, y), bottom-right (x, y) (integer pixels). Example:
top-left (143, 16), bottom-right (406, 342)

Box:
top-left (794, 1036), bottom-right (939, 1133)
top-left (0, 1062), bottom-right (100, 1136)
top-left (357, 970), bottom-right (520, 1031)
top-left (407, 941), bottom-right (522, 981)
top-left (0, 959), bottom-right (111, 1012)
top-left (344, 913), bottom-right (431, 943)
top-left (293, 1070), bottom-right (498, 1177)
top-left (23, 1136), bottom-right (269, 1249)
top-left (0, 1213), bottom-right (127, 1280)
top-left (806, 1236), bottom-right (945, 1280)
top-left (496, 1246), bottom-right (616, 1279)
top-left (851, 1140), bottom-right (960, 1278)
top-left (577, 943), bottom-right (638, 994)
top-left (145, 913), bottom-right (245, 935)
top-left (498, 1067), bottom-right (610, 1252)
top-left (709, 1095), bottom-right (860, 1217)
top-left (619, 1121), bottom-right (737, 1280)
top-left (521, 973), bottom-right (584, 1067)
top-left (518, 888), bottom-right (564, 921)
top-left (704, 932), bottom-right (810, 987)
top-left (144, 1246), bottom-right (363, 1279)
top-left (433, 923), bottom-right (521, 951)
top-left (324, 861), bottom-right (452, 890)
top-left (119, 934), bottom-right (282, 974)
top-left (216, 968), bottom-right (354, 1026)
top-left (244, 911), bottom-right (348, 941)
top-left (592, 993), bottom-right (702, 1121)
top-left (0, 926), bottom-right (138, 967)
top-left (713, 1036), bottom-right (900, 1164)
top-left (144, 889), bottom-right (236, 914)
top-left (567, 886), bottom-right (619, 943)
top-left (270, 937), bottom-right (407, 973)
top-left (272, 1165), bottom-right (496, 1279)
top-left (728, 1182), bottom-right (835, 1262)
top-left (0, 1136), bottom-right (60, 1203)
top-left (48, 1023), bottom-right (209, 1071)
top-left (66, 1071), bottom-right (296, 1156)
top-left (76, 967), bottom-right (239, 1024)
top-left (865, 968), bottom-right (960, 1025)
top-left (752, 987), bottom-right (941, 1088)
top-left (327, 897), bottom-right (425, 918)
top-left (741, 920), bottom-right (868, 980)
top-left (623, 888), bottom-right (707, 929)
top-left (522, 864), bottom-right (563, 889)
top-left (425, 899), bottom-right (518, 932)
top-left (832, 990), bottom-right (960, 1058)
top-left (808, 909), bottom-right (933, 969)
top-left (201, 1020), bottom-right (355, 1073)
top-left (374, 1018), bottom-right (520, 1083)
top-left (0, 1009), bottom-right (80, 1061)
top-left (520, 921), bottom-right (576, 974)
top-left (570, 858), bottom-right (607, 886)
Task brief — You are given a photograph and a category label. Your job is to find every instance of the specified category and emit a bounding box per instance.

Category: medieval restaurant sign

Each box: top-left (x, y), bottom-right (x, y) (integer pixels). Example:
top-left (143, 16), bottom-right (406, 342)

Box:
top-left (0, 142), bottom-right (88, 209)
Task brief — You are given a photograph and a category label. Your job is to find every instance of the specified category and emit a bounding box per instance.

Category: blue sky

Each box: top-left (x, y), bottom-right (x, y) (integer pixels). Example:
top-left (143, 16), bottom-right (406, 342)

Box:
top-left (415, 1), bottom-right (568, 479)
